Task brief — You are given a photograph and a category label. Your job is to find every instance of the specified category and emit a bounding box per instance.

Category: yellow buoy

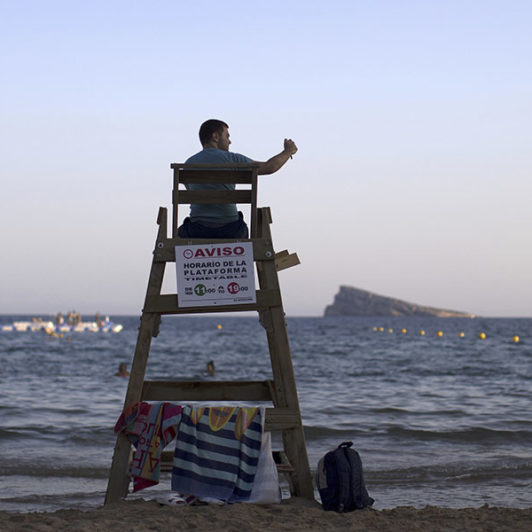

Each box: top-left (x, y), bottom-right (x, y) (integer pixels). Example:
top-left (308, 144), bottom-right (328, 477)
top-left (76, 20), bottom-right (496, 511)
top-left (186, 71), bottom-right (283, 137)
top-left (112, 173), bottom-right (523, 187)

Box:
top-left (512, 335), bottom-right (519, 343)
top-left (217, 324), bottom-right (222, 330)
top-left (459, 332), bottom-right (465, 338)
top-left (437, 331), bottom-right (443, 337)
top-left (379, 327), bottom-right (384, 332)
top-left (388, 328), bottom-right (393, 333)
top-left (419, 330), bottom-right (425, 336)
top-left (478, 332), bottom-right (486, 340)
top-left (372, 326), bottom-right (377, 332)
top-left (401, 328), bottom-right (407, 334)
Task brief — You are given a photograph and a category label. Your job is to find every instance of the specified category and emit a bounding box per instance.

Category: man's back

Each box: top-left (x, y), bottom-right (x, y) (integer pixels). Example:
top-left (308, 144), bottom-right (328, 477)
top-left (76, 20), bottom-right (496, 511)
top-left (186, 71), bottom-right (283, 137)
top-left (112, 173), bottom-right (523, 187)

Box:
top-left (185, 148), bottom-right (252, 224)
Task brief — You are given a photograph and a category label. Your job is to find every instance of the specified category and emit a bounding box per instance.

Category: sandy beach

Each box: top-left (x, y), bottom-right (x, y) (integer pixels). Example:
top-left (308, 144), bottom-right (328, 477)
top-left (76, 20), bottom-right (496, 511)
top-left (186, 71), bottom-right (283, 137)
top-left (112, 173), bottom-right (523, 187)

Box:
top-left (1, 498), bottom-right (531, 531)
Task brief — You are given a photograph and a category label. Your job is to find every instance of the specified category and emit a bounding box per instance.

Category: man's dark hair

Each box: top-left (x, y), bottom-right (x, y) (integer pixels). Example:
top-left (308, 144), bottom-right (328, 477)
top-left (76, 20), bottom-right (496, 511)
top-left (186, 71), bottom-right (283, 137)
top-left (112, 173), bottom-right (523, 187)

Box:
top-left (199, 119), bottom-right (228, 145)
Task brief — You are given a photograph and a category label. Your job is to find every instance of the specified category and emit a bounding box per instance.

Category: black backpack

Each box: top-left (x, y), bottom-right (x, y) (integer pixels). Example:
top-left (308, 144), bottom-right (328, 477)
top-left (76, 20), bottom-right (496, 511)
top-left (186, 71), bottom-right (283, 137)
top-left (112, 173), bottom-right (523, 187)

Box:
top-left (316, 441), bottom-right (374, 512)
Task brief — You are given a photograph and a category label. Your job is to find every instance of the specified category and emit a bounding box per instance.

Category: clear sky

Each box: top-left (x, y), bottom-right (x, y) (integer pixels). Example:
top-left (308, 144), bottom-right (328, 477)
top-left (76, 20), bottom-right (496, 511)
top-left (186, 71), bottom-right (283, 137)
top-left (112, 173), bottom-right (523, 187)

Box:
top-left (1, 1), bottom-right (531, 317)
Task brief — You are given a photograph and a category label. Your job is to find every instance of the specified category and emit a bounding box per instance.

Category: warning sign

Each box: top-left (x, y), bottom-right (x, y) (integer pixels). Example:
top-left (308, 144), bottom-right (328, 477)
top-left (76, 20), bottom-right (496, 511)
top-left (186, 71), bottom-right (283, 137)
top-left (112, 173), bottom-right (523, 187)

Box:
top-left (175, 242), bottom-right (256, 307)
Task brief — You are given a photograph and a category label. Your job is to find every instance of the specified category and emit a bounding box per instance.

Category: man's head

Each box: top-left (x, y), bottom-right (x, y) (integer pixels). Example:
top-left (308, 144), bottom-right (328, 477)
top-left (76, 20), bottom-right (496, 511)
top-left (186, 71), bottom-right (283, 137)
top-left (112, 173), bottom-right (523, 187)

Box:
top-left (199, 119), bottom-right (231, 150)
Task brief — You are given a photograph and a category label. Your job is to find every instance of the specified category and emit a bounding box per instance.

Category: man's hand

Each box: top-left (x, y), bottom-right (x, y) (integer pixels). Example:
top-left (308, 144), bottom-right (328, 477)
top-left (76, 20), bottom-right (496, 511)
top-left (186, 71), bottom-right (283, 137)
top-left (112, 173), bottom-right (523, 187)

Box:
top-left (256, 138), bottom-right (299, 175)
top-left (284, 138), bottom-right (298, 156)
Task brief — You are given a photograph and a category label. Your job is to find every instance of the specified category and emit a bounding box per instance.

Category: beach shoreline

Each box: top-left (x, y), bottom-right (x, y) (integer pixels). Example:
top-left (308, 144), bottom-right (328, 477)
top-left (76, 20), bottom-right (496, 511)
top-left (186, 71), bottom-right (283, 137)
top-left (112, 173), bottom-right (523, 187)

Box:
top-left (1, 499), bottom-right (531, 531)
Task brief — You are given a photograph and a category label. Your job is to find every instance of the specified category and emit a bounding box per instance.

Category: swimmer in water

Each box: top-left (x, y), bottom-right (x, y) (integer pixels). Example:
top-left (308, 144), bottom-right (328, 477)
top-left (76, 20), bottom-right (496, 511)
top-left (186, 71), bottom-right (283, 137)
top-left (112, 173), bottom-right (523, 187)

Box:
top-left (115, 363), bottom-right (130, 377)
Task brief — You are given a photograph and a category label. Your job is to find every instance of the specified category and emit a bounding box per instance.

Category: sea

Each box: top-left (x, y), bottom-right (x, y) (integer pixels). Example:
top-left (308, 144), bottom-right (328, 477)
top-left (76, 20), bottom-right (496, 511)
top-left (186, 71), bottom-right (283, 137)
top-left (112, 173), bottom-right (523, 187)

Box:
top-left (0, 314), bottom-right (531, 513)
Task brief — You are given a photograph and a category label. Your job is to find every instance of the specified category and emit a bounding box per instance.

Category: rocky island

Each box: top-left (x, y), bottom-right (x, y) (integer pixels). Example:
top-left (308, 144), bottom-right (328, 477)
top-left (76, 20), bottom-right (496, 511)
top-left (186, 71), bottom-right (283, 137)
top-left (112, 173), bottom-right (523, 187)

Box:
top-left (324, 286), bottom-right (475, 317)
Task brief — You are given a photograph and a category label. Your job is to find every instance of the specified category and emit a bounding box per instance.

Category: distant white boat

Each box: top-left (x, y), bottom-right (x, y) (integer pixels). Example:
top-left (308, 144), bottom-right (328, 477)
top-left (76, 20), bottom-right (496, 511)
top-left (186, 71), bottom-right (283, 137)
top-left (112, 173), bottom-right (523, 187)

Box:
top-left (1, 320), bottom-right (123, 333)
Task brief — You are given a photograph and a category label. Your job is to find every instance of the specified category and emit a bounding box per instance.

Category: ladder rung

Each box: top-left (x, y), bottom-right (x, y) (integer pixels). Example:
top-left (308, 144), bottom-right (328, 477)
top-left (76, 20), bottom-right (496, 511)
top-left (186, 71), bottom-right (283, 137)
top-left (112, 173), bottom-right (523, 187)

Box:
top-left (159, 449), bottom-right (295, 474)
top-left (176, 169), bottom-right (255, 184)
top-left (153, 238), bottom-right (275, 263)
top-left (174, 190), bottom-right (253, 204)
top-left (264, 408), bottom-right (301, 431)
top-left (145, 408), bottom-right (301, 473)
top-left (141, 380), bottom-right (274, 402)
top-left (143, 290), bottom-right (282, 314)
top-left (171, 163), bottom-right (260, 170)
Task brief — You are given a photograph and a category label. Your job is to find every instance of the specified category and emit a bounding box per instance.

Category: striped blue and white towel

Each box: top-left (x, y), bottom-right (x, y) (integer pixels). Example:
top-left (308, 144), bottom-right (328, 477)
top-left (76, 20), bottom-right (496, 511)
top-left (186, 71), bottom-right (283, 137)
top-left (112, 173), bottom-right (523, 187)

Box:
top-left (171, 406), bottom-right (263, 502)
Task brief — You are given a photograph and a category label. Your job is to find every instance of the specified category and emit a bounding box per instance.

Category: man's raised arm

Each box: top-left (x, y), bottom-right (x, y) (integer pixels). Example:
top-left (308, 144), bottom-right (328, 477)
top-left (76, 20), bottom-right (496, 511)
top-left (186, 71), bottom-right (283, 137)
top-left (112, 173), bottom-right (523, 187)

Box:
top-left (256, 139), bottom-right (298, 175)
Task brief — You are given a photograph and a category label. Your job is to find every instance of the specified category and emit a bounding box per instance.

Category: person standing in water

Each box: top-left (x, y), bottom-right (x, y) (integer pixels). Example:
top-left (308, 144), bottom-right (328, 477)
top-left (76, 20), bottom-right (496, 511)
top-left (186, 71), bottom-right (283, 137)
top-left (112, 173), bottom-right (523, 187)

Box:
top-left (115, 363), bottom-right (129, 377)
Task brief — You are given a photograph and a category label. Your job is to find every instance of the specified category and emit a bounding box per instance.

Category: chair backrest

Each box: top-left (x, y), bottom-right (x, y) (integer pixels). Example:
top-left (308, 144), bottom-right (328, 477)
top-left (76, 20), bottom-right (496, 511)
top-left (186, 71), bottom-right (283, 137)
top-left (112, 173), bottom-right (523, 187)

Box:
top-left (171, 163), bottom-right (260, 238)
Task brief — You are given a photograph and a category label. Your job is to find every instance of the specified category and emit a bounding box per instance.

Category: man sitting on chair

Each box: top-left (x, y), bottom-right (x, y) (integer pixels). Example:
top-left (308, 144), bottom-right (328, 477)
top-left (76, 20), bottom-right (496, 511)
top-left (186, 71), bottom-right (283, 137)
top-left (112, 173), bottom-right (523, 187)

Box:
top-left (177, 119), bottom-right (297, 239)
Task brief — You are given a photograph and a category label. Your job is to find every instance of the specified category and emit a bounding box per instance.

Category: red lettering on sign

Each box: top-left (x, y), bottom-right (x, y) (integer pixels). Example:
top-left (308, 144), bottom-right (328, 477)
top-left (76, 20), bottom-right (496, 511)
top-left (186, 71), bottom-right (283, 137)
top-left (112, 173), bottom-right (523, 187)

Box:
top-left (192, 246), bottom-right (246, 258)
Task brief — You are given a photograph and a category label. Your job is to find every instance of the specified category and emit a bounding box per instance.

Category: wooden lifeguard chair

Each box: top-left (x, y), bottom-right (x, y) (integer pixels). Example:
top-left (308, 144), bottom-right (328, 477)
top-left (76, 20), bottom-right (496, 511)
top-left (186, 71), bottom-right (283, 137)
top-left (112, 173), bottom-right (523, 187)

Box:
top-left (105, 163), bottom-right (313, 503)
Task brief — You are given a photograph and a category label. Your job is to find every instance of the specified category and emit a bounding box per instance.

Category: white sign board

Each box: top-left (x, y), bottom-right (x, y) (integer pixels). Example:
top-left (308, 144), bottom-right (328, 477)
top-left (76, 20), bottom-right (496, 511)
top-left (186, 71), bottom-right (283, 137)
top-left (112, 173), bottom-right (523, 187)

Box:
top-left (175, 242), bottom-right (256, 307)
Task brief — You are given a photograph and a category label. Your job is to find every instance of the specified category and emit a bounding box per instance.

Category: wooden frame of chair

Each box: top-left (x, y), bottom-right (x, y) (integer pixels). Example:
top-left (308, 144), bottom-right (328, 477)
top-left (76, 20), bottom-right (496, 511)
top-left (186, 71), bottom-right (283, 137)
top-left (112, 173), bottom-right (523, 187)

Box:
top-left (104, 164), bottom-right (313, 504)
top-left (172, 163), bottom-right (259, 239)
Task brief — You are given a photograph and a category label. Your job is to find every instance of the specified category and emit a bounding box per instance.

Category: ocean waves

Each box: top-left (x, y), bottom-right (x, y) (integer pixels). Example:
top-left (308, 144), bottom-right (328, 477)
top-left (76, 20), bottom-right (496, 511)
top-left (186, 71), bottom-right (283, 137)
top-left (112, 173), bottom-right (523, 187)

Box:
top-left (369, 460), bottom-right (532, 485)
top-left (303, 423), bottom-right (532, 444)
top-left (1, 315), bottom-right (532, 511)
top-left (384, 425), bottom-right (532, 444)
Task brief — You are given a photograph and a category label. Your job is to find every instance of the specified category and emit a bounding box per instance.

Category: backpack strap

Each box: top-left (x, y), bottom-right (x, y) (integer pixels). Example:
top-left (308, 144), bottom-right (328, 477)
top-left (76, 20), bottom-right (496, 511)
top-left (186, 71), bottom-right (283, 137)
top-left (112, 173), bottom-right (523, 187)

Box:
top-left (344, 446), bottom-right (375, 509)
top-left (334, 443), bottom-right (353, 511)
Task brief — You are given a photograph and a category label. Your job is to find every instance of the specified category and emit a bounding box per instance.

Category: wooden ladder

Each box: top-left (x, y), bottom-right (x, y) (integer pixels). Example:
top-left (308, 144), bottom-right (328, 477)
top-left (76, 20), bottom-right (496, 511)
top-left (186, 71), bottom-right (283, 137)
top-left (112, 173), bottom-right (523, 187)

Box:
top-left (105, 163), bottom-right (313, 503)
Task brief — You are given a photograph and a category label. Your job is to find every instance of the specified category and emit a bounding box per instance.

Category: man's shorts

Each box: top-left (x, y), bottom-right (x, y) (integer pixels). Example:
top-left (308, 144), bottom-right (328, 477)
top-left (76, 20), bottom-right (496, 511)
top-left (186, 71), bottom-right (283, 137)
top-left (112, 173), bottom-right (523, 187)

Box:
top-left (177, 211), bottom-right (249, 239)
